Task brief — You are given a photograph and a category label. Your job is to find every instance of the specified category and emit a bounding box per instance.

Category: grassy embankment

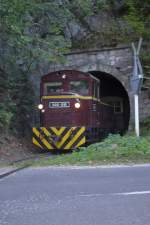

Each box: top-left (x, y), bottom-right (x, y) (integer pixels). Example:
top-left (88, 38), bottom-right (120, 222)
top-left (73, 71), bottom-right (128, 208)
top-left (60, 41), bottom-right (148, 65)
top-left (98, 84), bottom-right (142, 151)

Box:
top-left (29, 118), bottom-right (150, 166)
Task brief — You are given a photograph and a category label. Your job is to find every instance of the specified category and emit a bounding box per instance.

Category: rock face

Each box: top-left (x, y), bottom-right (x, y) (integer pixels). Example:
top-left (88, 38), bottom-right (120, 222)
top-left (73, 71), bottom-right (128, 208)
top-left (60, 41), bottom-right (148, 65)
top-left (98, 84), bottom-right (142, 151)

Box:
top-left (31, 45), bottom-right (150, 129)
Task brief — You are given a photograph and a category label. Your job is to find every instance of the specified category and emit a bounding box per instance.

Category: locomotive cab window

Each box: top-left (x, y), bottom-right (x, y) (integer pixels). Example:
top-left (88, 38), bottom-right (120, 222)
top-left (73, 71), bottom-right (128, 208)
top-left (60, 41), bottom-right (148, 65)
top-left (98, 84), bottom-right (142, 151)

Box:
top-left (44, 82), bottom-right (63, 95)
top-left (69, 80), bottom-right (89, 95)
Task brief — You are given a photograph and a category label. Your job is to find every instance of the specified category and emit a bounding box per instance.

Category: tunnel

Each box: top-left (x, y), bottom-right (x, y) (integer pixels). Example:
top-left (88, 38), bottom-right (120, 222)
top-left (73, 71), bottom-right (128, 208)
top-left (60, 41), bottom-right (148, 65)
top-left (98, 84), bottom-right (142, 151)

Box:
top-left (89, 71), bottom-right (130, 134)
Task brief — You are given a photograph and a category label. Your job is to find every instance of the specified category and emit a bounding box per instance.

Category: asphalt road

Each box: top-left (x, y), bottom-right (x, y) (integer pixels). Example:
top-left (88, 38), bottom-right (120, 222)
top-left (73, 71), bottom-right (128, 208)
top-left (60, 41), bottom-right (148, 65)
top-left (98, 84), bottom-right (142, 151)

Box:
top-left (0, 165), bottom-right (150, 225)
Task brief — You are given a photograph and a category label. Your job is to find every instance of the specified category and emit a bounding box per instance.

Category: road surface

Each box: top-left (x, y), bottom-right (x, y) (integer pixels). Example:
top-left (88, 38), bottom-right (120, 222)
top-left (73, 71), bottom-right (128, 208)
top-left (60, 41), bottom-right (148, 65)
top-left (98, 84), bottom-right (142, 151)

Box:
top-left (0, 165), bottom-right (150, 225)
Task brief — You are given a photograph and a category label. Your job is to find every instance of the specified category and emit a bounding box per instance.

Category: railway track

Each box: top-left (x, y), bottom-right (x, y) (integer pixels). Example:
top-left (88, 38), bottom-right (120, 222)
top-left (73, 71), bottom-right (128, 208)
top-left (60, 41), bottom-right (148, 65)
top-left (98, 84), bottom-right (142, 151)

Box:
top-left (0, 152), bottom-right (53, 179)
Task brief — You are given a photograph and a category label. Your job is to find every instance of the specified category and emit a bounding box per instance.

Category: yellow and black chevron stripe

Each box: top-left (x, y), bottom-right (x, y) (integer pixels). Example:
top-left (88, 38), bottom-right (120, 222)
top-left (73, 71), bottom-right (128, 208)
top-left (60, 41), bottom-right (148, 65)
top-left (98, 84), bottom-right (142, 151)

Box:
top-left (32, 127), bottom-right (86, 151)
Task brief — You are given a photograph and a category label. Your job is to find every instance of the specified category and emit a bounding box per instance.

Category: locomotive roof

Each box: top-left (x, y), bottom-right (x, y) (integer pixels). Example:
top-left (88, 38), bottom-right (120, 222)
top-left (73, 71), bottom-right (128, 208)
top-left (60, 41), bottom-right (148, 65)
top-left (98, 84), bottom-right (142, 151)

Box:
top-left (42, 70), bottom-right (100, 83)
top-left (88, 73), bottom-right (100, 82)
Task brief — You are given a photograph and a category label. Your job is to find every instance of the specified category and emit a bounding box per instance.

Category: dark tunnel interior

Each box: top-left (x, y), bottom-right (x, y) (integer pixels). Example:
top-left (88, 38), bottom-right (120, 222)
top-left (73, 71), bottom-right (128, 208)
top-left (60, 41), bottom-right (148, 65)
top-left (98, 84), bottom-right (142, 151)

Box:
top-left (90, 71), bottom-right (130, 133)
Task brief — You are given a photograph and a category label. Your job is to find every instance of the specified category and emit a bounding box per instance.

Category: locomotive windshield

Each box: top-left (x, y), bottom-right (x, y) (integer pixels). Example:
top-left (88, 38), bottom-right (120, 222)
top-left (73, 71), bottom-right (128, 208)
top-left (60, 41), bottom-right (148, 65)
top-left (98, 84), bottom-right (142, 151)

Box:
top-left (44, 82), bottom-right (63, 95)
top-left (69, 80), bottom-right (88, 95)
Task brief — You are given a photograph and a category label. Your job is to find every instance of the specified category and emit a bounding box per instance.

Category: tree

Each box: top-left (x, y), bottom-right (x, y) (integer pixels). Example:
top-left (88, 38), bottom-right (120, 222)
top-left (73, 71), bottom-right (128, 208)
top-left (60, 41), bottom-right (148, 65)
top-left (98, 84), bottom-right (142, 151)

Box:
top-left (0, 0), bottom-right (71, 134)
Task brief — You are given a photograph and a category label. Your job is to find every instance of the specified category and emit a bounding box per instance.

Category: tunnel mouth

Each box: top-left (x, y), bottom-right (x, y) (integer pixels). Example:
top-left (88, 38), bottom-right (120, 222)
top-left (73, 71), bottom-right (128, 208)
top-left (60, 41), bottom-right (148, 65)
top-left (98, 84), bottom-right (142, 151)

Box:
top-left (89, 71), bottom-right (130, 134)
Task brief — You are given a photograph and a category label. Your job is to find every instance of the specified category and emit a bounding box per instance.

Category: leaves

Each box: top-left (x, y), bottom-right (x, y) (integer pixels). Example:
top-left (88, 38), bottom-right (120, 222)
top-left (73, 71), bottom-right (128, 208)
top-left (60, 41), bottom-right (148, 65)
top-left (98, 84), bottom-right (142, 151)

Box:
top-left (123, 0), bottom-right (150, 40)
top-left (0, 0), bottom-right (72, 134)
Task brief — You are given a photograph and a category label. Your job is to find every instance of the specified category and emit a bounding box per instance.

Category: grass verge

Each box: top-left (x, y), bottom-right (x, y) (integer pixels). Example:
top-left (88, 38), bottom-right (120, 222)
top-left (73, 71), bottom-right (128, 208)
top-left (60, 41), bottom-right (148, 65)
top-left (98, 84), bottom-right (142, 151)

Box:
top-left (29, 132), bottom-right (150, 167)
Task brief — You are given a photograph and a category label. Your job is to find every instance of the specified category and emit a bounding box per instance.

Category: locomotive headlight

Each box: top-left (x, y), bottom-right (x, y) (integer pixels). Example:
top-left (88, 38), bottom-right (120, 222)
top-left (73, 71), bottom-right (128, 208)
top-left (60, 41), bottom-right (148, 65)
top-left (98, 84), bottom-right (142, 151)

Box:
top-left (75, 102), bottom-right (81, 109)
top-left (62, 74), bottom-right (66, 79)
top-left (38, 104), bottom-right (44, 110)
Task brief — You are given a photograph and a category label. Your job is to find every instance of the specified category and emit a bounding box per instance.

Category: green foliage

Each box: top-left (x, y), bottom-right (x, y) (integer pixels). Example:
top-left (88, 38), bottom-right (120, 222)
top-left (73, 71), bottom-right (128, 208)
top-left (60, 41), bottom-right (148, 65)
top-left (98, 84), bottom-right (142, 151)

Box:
top-left (0, 108), bottom-right (13, 130)
top-left (70, 0), bottom-right (93, 16)
top-left (140, 117), bottom-right (150, 136)
top-left (0, 0), bottom-right (72, 134)
top-left (124, 0), bottom-right (147, 38)
top-left (9, 72), bottom-right (35, 136)
top-left (0, 0), bottom-right (72, 67)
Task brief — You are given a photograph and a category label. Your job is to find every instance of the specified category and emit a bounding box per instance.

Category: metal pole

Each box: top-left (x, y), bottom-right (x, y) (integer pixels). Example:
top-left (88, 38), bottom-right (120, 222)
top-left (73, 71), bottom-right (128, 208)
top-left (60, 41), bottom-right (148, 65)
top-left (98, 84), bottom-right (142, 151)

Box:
top-left (137, 37), bottom-right (143, 55)
top-left (134, 94), bottom-right (140, 137)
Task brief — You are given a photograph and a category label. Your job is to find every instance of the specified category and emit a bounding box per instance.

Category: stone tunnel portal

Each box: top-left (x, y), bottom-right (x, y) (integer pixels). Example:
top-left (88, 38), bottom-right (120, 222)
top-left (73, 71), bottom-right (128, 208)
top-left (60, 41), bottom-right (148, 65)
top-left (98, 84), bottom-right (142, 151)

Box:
top-left (89, 71), bottom-right (130, 134)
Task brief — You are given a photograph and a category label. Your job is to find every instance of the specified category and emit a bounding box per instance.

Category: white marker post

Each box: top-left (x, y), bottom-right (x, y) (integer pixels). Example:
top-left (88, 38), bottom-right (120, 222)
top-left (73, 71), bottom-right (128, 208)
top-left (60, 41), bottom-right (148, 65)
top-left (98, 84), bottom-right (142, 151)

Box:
top-left (134, 94), bottom-right (140, 137)
top-left (131, 38), bottom-right (143, 137)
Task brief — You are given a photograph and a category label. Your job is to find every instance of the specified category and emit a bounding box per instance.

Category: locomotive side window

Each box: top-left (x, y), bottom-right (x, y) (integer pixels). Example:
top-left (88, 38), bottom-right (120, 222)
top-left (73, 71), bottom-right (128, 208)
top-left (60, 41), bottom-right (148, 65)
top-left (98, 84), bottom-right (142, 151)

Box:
top-left (44, 82), bottom-right (63, 95)
top-left (113, 101), bottom-right (123, 113)
top-left (101, 97), bottom-right (123, 114)
top-left (69, 80), bottom-right (89, 95)
top-left (107, 101), bottom-right (123, 113)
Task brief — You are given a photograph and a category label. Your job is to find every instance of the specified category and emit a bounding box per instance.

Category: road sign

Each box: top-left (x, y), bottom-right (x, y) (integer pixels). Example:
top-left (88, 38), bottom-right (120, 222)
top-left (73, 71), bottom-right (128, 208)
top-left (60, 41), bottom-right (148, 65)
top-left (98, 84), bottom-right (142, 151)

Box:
top-left (130, 38), bottom-right (144, 95)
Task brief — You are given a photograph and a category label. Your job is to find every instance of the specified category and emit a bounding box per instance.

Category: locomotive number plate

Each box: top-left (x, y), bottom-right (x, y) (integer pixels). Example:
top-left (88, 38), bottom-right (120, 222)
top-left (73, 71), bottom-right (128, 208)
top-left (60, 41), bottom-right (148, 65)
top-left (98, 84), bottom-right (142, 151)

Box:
top-left (49, 102), bottom-right (70, 108)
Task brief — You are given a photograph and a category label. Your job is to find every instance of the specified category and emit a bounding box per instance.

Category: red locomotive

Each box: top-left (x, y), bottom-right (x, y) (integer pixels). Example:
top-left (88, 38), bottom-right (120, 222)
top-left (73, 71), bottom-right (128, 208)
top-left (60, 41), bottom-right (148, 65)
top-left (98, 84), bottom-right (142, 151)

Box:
top-left (32, 70), bottom-right (113, 152)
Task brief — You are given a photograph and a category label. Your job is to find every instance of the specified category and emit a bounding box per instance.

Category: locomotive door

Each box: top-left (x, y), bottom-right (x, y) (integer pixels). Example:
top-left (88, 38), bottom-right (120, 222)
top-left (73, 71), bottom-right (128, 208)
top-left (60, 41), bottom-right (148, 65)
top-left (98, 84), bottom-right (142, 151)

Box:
top-left (101, 97), bottom-right (124, 133)
top-left (91, 80), bottom-right (100, 127)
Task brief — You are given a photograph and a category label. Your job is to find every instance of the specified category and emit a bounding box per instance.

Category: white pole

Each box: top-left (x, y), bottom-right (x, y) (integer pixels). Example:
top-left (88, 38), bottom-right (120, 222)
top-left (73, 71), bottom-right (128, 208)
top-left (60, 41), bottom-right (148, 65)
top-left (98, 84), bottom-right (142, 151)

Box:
top-left (134, 94), bottom-right (140, 137)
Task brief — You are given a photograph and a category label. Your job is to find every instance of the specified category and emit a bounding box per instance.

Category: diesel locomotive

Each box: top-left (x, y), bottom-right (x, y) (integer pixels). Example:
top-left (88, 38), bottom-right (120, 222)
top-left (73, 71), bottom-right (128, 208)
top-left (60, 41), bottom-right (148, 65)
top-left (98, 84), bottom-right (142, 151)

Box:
top-left (32, 70), bottom-right (113, 152)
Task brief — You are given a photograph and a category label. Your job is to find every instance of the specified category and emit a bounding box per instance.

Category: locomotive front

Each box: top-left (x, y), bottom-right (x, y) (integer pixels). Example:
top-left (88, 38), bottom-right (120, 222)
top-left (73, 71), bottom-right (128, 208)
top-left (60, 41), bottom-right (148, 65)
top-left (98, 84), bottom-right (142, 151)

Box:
top-left (32, 70), bottom-right (100, 152)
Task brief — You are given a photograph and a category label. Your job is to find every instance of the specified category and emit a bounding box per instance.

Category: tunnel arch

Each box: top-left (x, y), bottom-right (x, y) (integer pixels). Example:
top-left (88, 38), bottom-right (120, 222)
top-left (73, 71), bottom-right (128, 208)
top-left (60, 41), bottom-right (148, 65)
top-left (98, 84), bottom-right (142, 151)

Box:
top-left (89, 71), bottom-right (130, 133)
top-left (52, 62), bottom-right (129, 89)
